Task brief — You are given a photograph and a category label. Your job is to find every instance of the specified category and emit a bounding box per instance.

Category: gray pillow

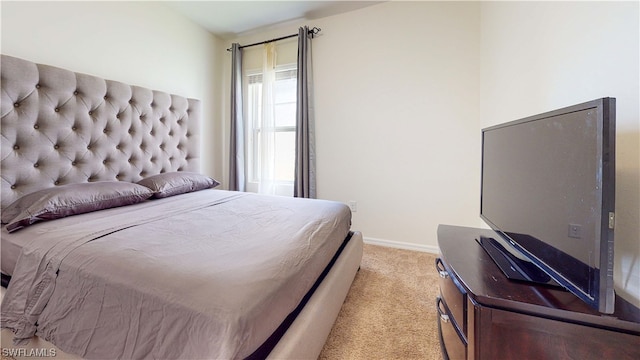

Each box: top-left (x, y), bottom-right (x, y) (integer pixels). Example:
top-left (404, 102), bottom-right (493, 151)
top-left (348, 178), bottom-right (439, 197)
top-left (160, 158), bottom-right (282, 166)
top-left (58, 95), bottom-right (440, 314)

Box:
top-left (3, 181), bottom-right (154, 233)
top-left (137, 172), bottom-right (219, 199)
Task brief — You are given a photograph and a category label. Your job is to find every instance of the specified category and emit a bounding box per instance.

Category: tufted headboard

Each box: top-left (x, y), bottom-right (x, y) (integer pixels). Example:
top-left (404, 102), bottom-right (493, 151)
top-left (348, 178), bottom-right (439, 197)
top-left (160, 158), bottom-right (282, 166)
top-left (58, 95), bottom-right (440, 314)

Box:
top-left (1, 55), bottom-right (201, 211)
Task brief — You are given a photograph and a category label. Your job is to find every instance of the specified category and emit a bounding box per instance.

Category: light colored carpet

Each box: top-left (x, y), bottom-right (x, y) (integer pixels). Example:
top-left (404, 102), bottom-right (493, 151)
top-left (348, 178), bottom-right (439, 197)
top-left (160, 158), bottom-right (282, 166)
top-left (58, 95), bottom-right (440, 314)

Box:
top-left (319, 244), bottom-right (442, 360)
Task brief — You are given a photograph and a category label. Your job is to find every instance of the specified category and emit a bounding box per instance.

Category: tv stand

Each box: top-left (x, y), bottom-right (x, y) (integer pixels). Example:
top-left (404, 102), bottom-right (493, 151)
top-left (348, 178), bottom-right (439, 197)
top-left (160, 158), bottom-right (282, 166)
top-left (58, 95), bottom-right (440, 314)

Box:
top-left (436, 225), bottom-right (640, 360)
top-left (476, 235), bottom-right (560, 287)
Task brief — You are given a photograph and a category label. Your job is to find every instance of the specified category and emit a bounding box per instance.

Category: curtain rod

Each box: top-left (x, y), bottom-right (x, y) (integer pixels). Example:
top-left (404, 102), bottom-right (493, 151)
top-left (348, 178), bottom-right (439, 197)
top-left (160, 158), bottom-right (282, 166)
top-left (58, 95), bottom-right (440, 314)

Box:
top-left (226, 27), bottom-right (321, 52)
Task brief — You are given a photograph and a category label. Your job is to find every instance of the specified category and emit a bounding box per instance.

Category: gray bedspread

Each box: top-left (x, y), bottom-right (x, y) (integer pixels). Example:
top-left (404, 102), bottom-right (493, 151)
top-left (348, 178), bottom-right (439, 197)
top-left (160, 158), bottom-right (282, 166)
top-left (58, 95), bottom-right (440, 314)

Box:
top-left (1, 189), bottom-right (351, 359)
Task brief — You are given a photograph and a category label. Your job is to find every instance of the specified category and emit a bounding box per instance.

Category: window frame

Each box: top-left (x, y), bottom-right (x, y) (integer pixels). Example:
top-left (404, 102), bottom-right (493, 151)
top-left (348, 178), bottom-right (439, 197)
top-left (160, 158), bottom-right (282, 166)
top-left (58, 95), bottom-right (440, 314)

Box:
top-left (244, 63), bottom-right (298, 195)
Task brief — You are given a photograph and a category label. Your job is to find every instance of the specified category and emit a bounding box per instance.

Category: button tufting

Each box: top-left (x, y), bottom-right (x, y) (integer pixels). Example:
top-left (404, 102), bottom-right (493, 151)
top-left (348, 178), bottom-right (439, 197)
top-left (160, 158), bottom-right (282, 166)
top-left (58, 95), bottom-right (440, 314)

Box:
top-left (3, 79), bottom-right (197, 193)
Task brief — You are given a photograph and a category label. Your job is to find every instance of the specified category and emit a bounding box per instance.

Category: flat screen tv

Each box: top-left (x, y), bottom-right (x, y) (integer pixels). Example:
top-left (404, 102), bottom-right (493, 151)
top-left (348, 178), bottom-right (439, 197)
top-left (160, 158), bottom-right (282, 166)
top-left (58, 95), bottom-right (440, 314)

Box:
top-left (480, 97), bottom-right (616, 314)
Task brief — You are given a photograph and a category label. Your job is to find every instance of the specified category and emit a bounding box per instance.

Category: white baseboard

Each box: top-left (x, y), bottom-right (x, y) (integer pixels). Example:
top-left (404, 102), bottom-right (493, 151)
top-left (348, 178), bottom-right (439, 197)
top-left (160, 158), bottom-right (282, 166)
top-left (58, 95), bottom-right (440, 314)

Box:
top-left (363, 236), bottom-right (440, 254)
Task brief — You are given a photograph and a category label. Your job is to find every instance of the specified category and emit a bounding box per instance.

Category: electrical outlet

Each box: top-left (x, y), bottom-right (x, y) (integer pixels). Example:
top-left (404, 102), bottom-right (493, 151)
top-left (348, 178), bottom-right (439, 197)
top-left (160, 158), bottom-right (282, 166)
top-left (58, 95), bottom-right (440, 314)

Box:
top-left (568, 224), bottom-right (582, 239)
top-left (348, 201), bottom-right (357, 213)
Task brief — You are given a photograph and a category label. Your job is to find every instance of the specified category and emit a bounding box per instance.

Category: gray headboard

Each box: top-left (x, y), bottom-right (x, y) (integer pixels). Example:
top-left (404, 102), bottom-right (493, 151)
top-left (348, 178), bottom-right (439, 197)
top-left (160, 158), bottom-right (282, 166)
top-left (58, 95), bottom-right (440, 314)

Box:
top-left (1, 55), bottom-right (201, 210)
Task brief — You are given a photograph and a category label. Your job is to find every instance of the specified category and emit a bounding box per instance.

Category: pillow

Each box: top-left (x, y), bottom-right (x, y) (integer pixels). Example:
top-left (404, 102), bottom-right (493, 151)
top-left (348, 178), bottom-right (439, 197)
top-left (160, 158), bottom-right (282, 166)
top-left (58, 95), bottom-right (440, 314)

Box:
top-left (137, 172), bottom-right (220, 199)
top-left (2, 181), bottom-right (154, 233)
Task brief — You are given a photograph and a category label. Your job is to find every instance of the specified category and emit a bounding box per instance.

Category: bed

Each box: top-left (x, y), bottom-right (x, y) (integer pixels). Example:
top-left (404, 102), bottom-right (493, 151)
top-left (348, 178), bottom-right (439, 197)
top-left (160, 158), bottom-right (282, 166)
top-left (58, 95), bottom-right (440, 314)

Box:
top-left (0, 54), bottom-right (363, 359)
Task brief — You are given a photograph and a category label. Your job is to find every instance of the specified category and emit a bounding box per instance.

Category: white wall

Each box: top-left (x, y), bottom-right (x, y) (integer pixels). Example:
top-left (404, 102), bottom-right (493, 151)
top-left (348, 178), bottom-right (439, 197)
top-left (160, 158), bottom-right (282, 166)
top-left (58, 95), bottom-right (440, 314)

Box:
top-left (224, 1), bottom-right (482, 252)
top-left (480, 1), bottom-right (640, 306)
top-left (0, 1), bottom-right (225, 181)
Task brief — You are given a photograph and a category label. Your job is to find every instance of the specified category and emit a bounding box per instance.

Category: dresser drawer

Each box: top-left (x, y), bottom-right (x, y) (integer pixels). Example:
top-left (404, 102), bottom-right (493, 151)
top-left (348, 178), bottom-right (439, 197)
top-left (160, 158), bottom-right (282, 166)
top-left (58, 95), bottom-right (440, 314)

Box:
top-left (437, 296), bottom-right (467, 360)
top-left (436, 257), bottom-right (467, 338)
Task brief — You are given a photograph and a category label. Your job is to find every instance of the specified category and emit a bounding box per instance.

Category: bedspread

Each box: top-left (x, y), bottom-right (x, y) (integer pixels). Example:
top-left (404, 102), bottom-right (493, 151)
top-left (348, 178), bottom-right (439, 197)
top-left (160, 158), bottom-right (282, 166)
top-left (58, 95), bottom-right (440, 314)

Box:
top-left (1, 190), bottom-right (351, 359)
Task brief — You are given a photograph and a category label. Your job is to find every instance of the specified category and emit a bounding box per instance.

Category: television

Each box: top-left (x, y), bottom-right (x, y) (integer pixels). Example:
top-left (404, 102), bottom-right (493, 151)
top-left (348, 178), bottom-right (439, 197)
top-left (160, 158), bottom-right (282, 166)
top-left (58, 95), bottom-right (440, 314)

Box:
top-left (479, 97), bottom-right (616, 314)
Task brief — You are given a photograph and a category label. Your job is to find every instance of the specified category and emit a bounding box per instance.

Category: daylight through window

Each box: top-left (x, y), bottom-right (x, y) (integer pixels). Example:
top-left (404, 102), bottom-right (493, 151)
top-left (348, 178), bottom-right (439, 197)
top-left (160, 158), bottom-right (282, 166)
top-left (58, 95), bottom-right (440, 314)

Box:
top-left (246, 65), bottom-right (297, 195)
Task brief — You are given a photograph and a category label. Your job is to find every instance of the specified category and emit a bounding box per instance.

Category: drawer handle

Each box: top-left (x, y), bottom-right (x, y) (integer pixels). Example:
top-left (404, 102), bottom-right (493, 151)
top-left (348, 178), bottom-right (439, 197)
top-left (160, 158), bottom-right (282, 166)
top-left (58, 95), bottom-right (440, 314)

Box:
top-left (435, 257), bottom-right (449, 278)
top-left (436, 297), bottom-right (450, 323)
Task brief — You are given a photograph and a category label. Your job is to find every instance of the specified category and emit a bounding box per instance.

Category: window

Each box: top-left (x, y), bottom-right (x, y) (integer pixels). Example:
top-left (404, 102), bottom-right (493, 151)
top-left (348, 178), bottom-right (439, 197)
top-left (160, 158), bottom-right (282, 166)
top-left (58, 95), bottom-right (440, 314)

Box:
top-left (245, 65), bottom-right (297, 195)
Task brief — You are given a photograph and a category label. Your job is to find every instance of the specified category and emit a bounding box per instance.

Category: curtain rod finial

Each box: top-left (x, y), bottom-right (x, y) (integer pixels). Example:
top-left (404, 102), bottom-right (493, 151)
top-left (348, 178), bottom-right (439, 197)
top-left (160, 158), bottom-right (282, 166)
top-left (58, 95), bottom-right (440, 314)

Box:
top-left (309, 27), bottom-right (321, 38)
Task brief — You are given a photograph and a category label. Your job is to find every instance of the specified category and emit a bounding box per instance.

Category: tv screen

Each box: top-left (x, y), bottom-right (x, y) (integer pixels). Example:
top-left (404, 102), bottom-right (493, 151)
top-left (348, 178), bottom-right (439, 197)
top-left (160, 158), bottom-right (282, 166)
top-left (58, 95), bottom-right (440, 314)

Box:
top-left (480, 97), bottom-right (616, 314)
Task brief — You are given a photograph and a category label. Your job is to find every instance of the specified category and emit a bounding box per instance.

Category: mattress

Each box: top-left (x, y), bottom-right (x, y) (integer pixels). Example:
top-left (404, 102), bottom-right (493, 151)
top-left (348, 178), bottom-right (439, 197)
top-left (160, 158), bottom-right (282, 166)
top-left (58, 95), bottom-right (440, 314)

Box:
top-left (0, 229), bottom-right (21, 276)
top-left (1, 189), bottom-right (351, 359)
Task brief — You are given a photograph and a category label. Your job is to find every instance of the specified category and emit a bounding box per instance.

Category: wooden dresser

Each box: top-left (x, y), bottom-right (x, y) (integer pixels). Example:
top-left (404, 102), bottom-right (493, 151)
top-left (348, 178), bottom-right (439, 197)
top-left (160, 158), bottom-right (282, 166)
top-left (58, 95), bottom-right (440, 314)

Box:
top-left (436, 224), bottom-right (640, 360)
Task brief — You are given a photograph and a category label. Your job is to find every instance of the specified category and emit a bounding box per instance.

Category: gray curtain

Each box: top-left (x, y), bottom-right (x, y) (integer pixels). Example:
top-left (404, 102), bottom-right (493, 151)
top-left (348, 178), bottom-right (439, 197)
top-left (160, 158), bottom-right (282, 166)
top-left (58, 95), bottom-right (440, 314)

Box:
top-left (229, 43), bottom-right (246, 191)
top-left (294, 26), bottom-right (316, 198)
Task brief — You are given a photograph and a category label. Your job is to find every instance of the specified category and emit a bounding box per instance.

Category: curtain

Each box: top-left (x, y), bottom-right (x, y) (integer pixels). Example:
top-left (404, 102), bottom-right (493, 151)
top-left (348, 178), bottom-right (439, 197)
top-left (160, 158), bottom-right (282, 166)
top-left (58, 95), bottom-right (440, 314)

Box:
top-left (294, 26), bottom-right (316, 198)
top-left (258, 43), bottom-right (278, 195)
top-left (229, 43), bottom-right (245, 191)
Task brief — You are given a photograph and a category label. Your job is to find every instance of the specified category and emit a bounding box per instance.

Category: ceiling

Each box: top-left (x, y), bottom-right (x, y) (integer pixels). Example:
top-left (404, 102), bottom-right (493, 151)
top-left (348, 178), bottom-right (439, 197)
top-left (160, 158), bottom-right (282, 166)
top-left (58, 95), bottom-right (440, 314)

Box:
top-left (164, 1), bottom-right (384, 39)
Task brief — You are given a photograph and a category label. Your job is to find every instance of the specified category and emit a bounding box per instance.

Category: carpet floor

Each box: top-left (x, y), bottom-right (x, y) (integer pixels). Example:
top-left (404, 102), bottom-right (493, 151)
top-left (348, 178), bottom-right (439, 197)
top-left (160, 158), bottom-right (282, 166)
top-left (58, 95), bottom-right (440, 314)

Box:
top-left (319, 244), bottom-right (443, 360)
